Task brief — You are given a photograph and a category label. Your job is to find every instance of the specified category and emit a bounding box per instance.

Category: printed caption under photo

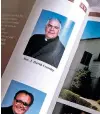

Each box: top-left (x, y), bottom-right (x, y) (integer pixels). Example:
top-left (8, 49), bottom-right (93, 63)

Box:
top-left (24, 57), bottom-right (54, 72)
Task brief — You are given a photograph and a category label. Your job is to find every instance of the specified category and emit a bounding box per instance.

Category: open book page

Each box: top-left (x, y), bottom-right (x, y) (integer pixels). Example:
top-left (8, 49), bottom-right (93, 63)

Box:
top-left (1, 0), bottom-right (36, 74)
top-left (1, 0), bottom-right (88, 114)
top-left (53, 8), bottom-right (100, 114)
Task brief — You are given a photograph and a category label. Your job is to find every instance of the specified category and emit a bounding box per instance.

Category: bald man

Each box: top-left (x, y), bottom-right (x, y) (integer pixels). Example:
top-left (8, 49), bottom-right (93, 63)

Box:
top-left (24, 18), bottom-right (65, 68)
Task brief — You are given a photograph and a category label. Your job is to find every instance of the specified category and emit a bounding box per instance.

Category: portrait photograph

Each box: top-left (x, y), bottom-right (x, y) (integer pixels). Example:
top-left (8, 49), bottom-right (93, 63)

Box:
top-left (1, 80), bottom-right (46, 114)
top-left (23, 9), bottom-right (75, 68)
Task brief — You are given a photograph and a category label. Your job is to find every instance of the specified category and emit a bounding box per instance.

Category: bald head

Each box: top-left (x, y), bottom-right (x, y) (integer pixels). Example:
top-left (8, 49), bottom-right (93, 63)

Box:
top-left (45, 18), bottom-right (61, 39)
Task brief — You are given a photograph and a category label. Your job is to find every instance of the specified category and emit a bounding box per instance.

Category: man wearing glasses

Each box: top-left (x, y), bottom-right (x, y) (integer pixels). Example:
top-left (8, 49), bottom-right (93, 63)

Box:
top-left (1, 90), bottom-right (34, 114)
top-left (23, 18), bottom-right (65, 68)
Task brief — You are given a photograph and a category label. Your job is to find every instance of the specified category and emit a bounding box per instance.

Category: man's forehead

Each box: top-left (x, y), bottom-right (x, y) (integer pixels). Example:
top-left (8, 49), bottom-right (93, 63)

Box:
top-left (16, 93), bottom-right (28, 97)
top-left (15, 93), bottom-right (31, 102)
top-left (48, 19), bottom-right (60, 25)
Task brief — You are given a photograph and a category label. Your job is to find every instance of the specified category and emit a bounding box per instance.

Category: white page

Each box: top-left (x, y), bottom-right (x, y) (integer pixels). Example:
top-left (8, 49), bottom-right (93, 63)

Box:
top-left (1, 0), bottom-right (89, 114)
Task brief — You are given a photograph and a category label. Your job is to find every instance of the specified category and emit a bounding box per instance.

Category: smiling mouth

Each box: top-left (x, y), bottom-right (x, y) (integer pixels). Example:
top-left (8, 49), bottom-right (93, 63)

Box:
top-left (16, 106), bottom-right (25, 112)
top-left (17, 108), bottom-right (25, 111)
top-left (48, 32), bottom-right (55, 34)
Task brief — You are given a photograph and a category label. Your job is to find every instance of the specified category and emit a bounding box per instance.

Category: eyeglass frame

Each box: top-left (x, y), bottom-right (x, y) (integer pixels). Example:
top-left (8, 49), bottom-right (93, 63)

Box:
top-left (15, 99), bottom-right (31, 107)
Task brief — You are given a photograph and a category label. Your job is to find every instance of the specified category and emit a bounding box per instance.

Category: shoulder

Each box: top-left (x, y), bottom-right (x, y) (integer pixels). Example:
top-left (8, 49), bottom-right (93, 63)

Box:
top-left (57, 38), bottom-right (65, 50)
top-left (1, 106), bottom-right (13, 113)
top-left (28, 34), bottom-right (45, 43)
top-left (31, 34), bottom-right (45, 39)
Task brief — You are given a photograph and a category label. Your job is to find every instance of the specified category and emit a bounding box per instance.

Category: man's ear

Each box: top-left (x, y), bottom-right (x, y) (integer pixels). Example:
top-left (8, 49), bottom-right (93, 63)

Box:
top-left (12, 99), bottom-right (15, 105)
top-left (45, 26), bottom-right (47, 31)
top-left (58, 29), bottom-right (60, 34)
top-left (26, 106), bottom-right (30, 111)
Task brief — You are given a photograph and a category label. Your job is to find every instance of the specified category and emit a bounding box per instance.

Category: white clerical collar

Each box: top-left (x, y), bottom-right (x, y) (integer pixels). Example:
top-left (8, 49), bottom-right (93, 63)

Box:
top-left (45, 38), bottom-right (48, 41)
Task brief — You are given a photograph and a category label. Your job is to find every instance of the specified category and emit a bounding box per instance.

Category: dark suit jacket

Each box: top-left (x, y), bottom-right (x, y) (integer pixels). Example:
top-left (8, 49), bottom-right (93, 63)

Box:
top-left (1, 106), bottom-right (14, 114)
top-left (24, 34), bottom-right (65, 68)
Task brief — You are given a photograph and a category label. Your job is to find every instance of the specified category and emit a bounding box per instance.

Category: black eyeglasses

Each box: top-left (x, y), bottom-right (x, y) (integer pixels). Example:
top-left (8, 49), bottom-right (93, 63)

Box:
top-left (47, 24), bottom-right (60, 29)
top-left (15, 99), bottom-right (30, 107)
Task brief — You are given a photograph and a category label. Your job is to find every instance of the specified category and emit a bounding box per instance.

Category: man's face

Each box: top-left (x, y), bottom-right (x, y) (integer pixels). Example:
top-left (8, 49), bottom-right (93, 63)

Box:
top-left (12, 93), bottom-right (32, 114)
top-left (45, 19), bottom-right (60, 39)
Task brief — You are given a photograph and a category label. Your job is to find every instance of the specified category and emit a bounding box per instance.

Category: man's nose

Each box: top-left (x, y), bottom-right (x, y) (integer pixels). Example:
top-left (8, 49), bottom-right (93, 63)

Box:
top-left (50, 26), bottom-right (54, 30)
top-left (19, 103), bottom-right (25, 107)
